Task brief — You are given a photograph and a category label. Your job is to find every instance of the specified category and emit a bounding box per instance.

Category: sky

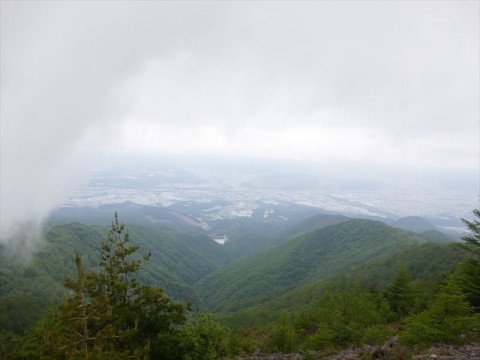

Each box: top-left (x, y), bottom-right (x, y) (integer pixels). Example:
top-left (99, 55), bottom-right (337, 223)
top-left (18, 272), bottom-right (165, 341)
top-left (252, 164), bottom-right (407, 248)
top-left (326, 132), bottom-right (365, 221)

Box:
top-left (1, 1), bottom-right (479, 243)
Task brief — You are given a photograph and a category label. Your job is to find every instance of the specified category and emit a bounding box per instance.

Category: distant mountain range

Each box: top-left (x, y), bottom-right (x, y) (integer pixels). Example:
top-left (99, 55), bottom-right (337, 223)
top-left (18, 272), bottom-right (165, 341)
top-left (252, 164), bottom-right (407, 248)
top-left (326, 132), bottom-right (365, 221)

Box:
top-left (50, 201), bottom-right (202, 227)
top-left (391, 216), bottom-right (437, 233)
top-left (51, 202), bottom-right (457, 247)
top-left (193, 218), bottom-right (459, 313)
top-left (1, 207), bottom-right (469, 335)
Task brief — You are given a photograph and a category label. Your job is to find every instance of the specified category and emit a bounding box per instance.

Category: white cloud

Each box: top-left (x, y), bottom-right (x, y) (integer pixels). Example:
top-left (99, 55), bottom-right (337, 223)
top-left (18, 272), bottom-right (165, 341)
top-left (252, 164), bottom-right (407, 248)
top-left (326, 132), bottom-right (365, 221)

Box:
top-left (1, 0), bottom-right (478, 243)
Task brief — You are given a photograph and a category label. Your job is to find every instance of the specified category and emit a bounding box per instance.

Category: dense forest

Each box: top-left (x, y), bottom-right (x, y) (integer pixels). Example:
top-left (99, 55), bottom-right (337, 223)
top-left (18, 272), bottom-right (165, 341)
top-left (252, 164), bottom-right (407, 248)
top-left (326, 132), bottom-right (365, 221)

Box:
top-left (1, 209), bottom-right (479, 359)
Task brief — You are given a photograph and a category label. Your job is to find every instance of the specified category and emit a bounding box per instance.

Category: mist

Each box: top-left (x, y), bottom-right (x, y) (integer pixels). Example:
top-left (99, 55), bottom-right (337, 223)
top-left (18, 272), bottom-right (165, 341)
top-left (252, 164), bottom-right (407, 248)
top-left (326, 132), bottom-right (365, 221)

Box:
top-left (1, 1), bottom-right (478, 247)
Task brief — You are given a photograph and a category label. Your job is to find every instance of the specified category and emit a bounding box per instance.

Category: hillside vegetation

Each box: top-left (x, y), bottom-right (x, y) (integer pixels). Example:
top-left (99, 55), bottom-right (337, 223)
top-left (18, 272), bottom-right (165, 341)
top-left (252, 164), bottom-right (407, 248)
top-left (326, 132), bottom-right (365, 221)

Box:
top-left (217, 242), bottom-right (468, 330)
top-left (1, 209), bottom-right (479, 359)
top-left (194, 219), bottom-right (431, 312)
top-left (0, 221), bottom-right (228, 332)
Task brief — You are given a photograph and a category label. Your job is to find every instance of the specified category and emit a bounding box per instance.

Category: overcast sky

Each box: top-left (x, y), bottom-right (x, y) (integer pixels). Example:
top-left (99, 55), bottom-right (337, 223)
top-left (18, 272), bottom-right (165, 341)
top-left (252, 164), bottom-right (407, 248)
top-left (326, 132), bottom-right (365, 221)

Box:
top-left (1, 1), bottom-right (479, 242)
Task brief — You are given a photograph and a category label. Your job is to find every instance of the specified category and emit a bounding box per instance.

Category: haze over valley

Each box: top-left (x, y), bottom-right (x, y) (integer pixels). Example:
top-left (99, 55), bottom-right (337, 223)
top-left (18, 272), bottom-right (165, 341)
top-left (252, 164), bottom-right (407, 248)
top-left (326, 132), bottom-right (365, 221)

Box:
top-left (1, 1), bottom-right (479, 358)
top-left (55, 155), bottom-right (477, 236)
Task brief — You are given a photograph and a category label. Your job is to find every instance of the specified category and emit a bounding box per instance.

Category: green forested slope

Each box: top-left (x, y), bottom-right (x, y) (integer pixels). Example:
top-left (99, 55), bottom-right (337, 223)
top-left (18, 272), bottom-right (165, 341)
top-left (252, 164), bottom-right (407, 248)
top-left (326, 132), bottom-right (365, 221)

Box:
top-left (0, 221), bottom-right (228, 333)
top-left (219, 213), bottom-right (350, 259)
top-left (348, 242), bottom-right (466, 288)
top-left (127, 223), bottom-right (227, 285)
top-left (218, 242), bottom-right (468, 329)
top-left (0, 223), bottom-right (106, 304)
top-left (194, 219), bottom-right (429, 312)
top-left (1, 215), bottom-right (465, 337)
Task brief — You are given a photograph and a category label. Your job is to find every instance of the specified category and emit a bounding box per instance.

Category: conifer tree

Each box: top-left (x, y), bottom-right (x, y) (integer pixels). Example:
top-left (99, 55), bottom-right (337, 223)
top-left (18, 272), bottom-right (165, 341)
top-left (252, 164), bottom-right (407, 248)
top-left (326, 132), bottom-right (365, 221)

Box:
top-left (298, 284), bottom-right (391, 350)
top-left (460, 208), bottom-right (480, 256)
top-left (384, 267), bottom-right (415, 318)
top-left (453, 208), bottom-right (480, 309)
top-left (270, 311), bottom-right (296, 353)
top-left (20, 213), bottom-right (190, 359)
top-left (179, 313), bottom-right (226, 360)
top-left (57, 252), bottom-right (99, 357)
top-left (399, 279), bottom-right (480, 346)
top-left (400, 208), bottom-right (480, 346)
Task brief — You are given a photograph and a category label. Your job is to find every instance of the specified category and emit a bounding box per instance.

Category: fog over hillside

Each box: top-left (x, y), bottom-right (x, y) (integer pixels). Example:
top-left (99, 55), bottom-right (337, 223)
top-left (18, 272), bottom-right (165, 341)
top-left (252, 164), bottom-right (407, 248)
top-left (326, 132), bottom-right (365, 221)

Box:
top-left (1, 1), bottom-right (478, 247)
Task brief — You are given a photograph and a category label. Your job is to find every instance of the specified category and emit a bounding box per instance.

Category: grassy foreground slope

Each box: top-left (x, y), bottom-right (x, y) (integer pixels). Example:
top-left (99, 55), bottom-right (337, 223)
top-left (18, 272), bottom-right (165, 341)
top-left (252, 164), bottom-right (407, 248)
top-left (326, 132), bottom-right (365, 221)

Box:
top-left (194, 219), bottom-right (430, 312)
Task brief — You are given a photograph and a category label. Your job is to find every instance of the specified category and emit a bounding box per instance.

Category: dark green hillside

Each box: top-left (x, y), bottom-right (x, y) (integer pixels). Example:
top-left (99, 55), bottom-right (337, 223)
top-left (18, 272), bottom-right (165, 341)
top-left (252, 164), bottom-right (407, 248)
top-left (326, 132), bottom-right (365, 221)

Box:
top-left (0, 224), bottom-right (107, 333)
top-left (219, 242), bottom-right (468, 329)
top-left (0, 223), bottom-right (106, 304)
top-left (194, 219), bottom-right (427, 312)
top-left (348, 242), bottom-right (467, 289)
top-left (0, 295), bottom-right (50, 335)
top-left (127, 223), bottom-right (228, 287)
top-left (52, 202), bottom-right (324, 260)
top-left (0, 221), bottom-right (228, 333)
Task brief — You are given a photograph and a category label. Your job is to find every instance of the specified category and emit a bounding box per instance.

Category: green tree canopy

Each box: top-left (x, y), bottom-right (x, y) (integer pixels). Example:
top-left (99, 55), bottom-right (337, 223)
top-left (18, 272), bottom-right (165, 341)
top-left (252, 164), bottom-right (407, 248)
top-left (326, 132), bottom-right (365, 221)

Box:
top-left (14, 213), bottom-right (191, 359)
top-left (384, 267), bottom-right (415, 318)
top-left (460, 208), bottom-right (480, 256)
top-left (400, 279), bottom-right (480, 347)
top-left (453, 208), bottom-right (480, 309)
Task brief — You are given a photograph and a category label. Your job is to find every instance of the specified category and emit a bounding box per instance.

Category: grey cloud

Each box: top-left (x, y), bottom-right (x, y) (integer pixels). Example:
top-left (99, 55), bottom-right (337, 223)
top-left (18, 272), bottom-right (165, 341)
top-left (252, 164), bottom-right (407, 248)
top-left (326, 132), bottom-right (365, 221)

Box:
top-left (1, 1), bottom-right (478, 244)
top-left (1, 2), bottom-right (239, 242)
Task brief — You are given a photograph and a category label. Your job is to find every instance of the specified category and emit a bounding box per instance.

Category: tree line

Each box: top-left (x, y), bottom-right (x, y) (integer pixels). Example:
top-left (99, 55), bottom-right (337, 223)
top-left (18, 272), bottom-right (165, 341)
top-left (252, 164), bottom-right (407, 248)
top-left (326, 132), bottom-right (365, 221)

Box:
top-left (1, 214), bottom-right (225, 359)
top-left (1, 209), bottom-right (480, 359)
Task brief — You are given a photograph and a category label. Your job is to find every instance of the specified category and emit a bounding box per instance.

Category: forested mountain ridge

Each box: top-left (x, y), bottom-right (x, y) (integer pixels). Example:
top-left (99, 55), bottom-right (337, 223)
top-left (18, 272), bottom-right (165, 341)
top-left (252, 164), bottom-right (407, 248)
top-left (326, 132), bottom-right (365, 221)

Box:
top-left (193, 219), bottom-right (436, 312)
top-left (51, 202), bottom-right (325, 260)
top-left (214, 213), bottom-right (345, 261)
top-left (0, 216), bottom-right (460, 327)
top-left (217, 242), bottom-right (469, 329)
top-left (0, 223), bottom-right (108, 334)
top-left (0, 221), bottom-right (228, 333)
top-left (0, 223), bottom-right (106, 304)
top-left (1, 209), bottom-right (478, 359)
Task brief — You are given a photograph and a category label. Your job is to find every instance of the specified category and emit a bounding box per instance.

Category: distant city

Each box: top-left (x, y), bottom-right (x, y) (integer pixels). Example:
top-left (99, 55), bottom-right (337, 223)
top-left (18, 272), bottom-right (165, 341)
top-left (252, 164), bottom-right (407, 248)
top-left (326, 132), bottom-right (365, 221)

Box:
top-left (57, 156), bottom-right (478, 234)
